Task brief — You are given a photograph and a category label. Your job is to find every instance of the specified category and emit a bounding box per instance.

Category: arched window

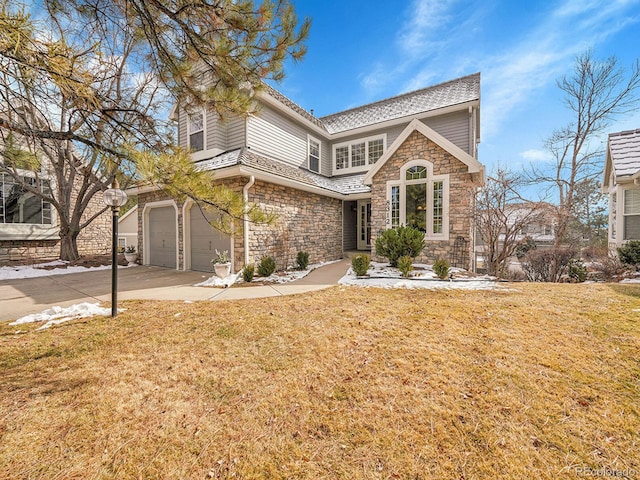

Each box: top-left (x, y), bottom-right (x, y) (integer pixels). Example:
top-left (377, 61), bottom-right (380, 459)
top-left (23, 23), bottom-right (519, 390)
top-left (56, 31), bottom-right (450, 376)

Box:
top-left (385, 160), bottom-right (449, 239)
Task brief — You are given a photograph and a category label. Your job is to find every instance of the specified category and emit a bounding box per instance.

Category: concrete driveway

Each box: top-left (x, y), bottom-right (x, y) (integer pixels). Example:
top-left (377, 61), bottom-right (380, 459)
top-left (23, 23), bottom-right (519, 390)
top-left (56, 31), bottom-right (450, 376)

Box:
top-left (0, 260), bottom-right (351, 323)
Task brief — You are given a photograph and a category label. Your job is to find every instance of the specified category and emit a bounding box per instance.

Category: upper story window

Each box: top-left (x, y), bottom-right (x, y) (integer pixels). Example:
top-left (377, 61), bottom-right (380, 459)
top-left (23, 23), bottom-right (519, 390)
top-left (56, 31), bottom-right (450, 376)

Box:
top-left (386, 160), bottom-right (449, 239)
top-left (308, 136), bottom-right (321, 173)
top-left (1, 174), bottom-right (52, 225)
top-left (624, 188), bottom-right (640, 240)
top-left (333, 134), bottom-right (386, 174)
top-left (188, 111), bottom-right (204, 152)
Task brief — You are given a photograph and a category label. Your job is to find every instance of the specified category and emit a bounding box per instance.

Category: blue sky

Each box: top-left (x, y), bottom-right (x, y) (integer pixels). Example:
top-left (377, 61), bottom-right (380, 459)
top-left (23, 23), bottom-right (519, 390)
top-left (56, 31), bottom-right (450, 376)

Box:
top-left (274, 0), bottom-right (640, 174)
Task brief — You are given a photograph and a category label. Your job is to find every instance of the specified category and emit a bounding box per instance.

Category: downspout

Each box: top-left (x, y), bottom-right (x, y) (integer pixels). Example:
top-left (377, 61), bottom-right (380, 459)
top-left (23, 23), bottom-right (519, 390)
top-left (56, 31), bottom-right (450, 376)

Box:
top-left (243, 175), bottom-right (255, 266)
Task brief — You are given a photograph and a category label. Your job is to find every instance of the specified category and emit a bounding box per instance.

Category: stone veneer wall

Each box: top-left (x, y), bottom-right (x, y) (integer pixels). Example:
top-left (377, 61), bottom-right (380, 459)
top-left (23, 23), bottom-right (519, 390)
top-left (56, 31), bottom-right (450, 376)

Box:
top-left (0, 192), bottom-right (110, 263)
top-left (247, 180), bottom-right (343, 269)
top-left (137, 177), bottom-right (343, 272)
top-left (370, 130), bottom-right (481, 270)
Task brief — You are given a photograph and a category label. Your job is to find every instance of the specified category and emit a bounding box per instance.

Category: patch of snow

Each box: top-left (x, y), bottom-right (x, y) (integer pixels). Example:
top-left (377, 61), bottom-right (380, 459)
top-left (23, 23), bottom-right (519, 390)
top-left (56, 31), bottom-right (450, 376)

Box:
top-left (339, 262), bottom-right (503, 291)
top-left (9, 302), bottom-right (116, 330)
top-left (0, 260), bottom-right (120, 281)
top-left (194, 273), bottom-right (240, 288)
top-left (620, 278), bottom-right (640, 284)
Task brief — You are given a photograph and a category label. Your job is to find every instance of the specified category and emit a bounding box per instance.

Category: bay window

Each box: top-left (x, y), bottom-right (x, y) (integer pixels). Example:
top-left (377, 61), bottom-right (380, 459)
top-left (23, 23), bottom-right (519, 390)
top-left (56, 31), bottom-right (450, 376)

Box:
top-left (386, 160), bottom-right (449, 239)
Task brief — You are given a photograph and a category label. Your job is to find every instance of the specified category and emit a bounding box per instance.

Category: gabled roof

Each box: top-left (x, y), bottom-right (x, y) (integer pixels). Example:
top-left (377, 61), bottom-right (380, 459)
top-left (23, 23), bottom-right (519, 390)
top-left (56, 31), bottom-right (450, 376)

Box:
top-left (260, 73), bottom-right (480, 136)
top-left (319, 73), bottom-right (480, 134)
top-left (363, 119), bottom-right (484, 185)
top-left (604, 129), bottom-right (640, 184)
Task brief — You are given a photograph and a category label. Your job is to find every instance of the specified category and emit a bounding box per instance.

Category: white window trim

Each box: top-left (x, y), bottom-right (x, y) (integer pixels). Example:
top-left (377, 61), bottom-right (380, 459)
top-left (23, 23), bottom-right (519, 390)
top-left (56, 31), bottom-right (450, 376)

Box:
top-left (307, 135), bottom-right (322, 173)
top-left (622, 187), bottom-right (640, 242)
top-left (332, 134), bottom-right (387, 175)
top-left (384, 159), bottom-right (450, 240)
top-left (187, 109), bottom-right (208, 161)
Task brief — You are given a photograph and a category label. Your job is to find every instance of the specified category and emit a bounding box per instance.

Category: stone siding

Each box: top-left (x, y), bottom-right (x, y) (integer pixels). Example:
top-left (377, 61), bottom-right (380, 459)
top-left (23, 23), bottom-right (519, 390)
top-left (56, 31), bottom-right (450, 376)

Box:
top-left (247, 180), bottom-right (343, 269)
top-left (370, 130), bottom-right (481, 270)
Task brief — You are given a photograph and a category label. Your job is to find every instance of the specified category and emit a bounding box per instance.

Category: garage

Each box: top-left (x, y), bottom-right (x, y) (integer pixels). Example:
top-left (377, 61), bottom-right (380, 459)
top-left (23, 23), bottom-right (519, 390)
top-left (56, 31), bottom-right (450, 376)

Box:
top-left (189, 205), bottom-right (231, 272)
top-left (148, 206), bottom-right (177, 269)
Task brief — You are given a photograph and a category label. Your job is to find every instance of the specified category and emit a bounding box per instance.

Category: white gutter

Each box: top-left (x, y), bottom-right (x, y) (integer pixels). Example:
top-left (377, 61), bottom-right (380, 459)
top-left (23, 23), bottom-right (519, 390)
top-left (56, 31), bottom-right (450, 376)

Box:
top-left (243, 175), bottom-right (255, 266)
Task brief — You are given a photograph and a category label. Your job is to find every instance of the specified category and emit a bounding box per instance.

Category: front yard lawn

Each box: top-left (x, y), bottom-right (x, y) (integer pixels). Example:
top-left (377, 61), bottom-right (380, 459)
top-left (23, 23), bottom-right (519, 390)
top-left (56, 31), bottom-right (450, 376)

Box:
top-left (1, 283), bottom-right (639, 479)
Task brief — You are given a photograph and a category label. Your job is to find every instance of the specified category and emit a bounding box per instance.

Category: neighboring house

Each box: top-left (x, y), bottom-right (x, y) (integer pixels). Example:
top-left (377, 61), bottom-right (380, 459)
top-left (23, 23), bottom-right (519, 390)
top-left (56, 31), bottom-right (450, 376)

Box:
top-left (131, 73), bottom-right (484, 273)
top-left (118, 205), bottom-right (138, 250)
top-left (602, 129), bottom-right (640, 250)
top-left (0, 149), bottom-right (111, 264)
top-left (474, 202), bottom-right (556, 272)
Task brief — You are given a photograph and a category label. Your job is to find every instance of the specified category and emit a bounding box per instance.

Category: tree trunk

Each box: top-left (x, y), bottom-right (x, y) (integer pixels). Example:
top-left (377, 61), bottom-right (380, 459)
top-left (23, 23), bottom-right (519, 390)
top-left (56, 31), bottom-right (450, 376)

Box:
top-left (60, 233), bottom-right (81, 262)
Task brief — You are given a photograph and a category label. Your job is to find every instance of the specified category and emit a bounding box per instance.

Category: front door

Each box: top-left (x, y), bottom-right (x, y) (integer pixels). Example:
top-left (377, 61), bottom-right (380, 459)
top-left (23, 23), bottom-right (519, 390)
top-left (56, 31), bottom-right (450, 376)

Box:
top-left (357, 200), bottom-right (372, 250)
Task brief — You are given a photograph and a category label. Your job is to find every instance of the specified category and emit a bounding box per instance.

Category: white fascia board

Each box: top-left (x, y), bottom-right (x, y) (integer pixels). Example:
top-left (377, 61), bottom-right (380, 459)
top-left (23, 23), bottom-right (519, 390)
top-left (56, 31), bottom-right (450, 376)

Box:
top-left (329, 101), bottom-right (479, 140)
top-left (118, 205), bottom-right (138, 223)
top-left (169, 103), bottom-right (178, 121)
top-left (363, 118), bottom-right (483, 185)
top-left (237, 166), bottom-right (346, 200)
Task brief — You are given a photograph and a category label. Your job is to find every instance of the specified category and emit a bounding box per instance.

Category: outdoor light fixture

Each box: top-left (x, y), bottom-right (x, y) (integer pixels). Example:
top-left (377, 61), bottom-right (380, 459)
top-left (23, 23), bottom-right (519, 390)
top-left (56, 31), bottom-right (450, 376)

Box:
top-left (102, 179), bottom-right (128, 318)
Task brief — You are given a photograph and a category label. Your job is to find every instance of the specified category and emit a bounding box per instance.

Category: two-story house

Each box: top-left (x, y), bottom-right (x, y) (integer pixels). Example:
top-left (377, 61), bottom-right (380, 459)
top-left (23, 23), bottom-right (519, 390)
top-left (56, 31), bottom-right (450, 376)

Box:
top-left (132, 73), bottom-right (484, 273)
top-left (603, 129), bottom-right (640, 250)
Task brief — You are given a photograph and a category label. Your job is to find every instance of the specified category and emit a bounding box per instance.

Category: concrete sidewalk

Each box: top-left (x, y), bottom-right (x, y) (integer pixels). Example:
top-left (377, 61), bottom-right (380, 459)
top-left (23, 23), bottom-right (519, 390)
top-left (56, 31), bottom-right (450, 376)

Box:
top-left (0, 259), bottom-right (351, 322)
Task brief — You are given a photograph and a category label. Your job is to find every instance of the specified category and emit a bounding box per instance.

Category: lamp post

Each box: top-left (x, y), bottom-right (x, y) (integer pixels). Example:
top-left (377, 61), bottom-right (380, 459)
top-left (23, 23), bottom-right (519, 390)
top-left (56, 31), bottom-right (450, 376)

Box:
top-left (102, 179), bottom-right (128, 317)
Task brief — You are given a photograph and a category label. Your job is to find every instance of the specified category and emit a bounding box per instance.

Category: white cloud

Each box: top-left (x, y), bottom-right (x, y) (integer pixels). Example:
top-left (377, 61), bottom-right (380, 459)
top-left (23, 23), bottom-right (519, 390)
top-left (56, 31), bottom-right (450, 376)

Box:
top-left (520, 149), bottom-right (553, 162)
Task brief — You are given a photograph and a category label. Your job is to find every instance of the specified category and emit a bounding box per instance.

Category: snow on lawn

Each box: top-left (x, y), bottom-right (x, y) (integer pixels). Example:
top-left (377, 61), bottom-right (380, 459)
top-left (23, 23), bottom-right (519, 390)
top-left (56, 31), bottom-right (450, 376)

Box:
top-left (194, 260), bottom-right (341, 287)
top-left (339, 262), bottom-right (503, 291)
top-left (0, 260), bottom-right (115, 281)
top-left (9, 302), bottom-right (115, 331)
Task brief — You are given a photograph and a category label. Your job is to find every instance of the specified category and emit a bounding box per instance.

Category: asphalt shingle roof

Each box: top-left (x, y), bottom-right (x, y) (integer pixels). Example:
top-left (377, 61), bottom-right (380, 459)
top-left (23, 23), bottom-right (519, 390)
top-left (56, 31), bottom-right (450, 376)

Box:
top-left (319, 73), bottom-right (480, 134)
top-left (195, 148), bottom-right (371, 196)
top-left (609, 129), bottom-right (640, 177)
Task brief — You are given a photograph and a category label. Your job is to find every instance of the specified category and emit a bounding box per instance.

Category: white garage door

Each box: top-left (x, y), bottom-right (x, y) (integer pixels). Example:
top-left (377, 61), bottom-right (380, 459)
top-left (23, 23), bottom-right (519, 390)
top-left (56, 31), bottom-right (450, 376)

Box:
top-left (190, 206), bottom-right (230, 272)
top-left (148, 206), bottom-right (177, 269)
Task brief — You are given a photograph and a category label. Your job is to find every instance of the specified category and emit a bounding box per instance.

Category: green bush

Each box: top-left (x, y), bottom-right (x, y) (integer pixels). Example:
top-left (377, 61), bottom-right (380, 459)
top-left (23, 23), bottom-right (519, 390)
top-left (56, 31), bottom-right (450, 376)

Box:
top-left (375, 225), bottom-right (425, 267)
top-left (242, 264), bottom-right (255, 283)
top-left (257, 255), bottom-right (276, 277)
top-left (397, 255), bottom-right (414, 277)
top-left (296, 251), bottom-right (310, 270)
top-left (567, 258), bottom-right (587, 283)
top-left (618, 240), bottom-right (640, 268)
top-left (433, 258), bottom-right (450, 280)
top-left (351, 254), bottom-right (370, 276)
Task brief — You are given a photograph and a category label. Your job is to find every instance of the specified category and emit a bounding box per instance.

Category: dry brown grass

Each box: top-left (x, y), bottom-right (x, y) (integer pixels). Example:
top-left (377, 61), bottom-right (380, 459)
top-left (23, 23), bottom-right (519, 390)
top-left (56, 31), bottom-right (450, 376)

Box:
top-left (1, 283), bottom-right (639, 479)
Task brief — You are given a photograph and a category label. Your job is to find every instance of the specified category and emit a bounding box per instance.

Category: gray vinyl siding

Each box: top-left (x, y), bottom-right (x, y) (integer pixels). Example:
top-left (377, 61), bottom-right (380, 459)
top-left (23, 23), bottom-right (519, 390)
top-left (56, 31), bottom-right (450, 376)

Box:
top-left (206, 112), bottom-right (223, 150)
top-left (320, 138), bottom-right (331, 175)
top-left (177, 107), bottom-right (188, 149)
top-left (422, 110), bottom-right (470, 154)
top-left (225, 115), bottom-right (246, 150)
top-left (247, 104), bottom-right (307, 169)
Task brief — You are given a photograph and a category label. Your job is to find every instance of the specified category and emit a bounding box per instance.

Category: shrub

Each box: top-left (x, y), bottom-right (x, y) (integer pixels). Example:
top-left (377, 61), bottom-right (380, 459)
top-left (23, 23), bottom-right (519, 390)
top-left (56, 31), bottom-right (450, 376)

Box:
top-left (296, 251), bottom-right (310, 270)
top-left (521, 248), bottom-right (576, 282)
top-left (375, 225), bottom-right (425, 267)
top-left (433, 258), bottom-right (450, 280)
top-left (618, 240), bottom-right (640, 268)
top-left (351, 254), bottom-right (370, 276)
top-left (257, 255), bottom-right (276, 277)
top-left (515, 236), bottom-right (536, 259)
top-left (242, 264), bottom-right (255, 283)
top-left (567, 258), bottom-right (587, 283)
top-left (592, 255), bottom-right (626, 281)
top-left (397, 255), bottom-right (414, 277)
